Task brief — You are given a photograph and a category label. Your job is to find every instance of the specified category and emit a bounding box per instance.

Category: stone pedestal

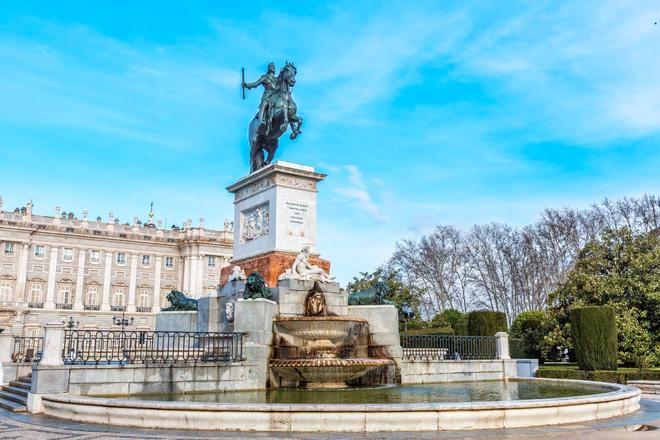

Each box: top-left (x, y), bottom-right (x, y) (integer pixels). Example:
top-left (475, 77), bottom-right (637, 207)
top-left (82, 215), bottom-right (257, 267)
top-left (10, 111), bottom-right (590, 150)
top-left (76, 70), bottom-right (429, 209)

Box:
top-left (197, 281), bottom-right (244, 333)
top-left (233, 298), bottom-right (278, 389)
top-left (224, 161), bottom-right (328, 287)
top-left (155, 311), bottom-right (197, 332)
top-left (39, 322), bottom-right (64, 367)
top-left (220, 251), bottom-right (330, 288)
top-left (496, 332), bottom-right (511, 360)
top-left (348, 305), bottom-right (403, 359)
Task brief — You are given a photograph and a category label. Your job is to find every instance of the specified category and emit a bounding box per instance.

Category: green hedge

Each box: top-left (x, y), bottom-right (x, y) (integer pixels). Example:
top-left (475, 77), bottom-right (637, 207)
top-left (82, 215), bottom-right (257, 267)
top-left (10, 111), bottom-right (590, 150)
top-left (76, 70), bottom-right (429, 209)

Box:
top-left (402, 327), bottom-right (455, 335)
top-left (510, 310), bottom-right (545, 338)
top-left (537, 366), bottom-right (660, 384)
top-left (467, 310), bottom-right (508, 336)
top-left (570, 306), bottom-right (617, 371)
top-left (453, 319), bottom-right (468, 336)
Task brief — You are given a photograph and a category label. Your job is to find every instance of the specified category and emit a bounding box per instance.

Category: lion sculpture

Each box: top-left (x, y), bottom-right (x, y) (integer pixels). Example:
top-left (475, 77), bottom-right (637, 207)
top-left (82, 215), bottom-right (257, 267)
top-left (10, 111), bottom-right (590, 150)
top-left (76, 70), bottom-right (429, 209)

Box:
top-left (243, 272), bottom-right (273, 300)
top-left (348, 281), bottom-right (394, 306)
top-left (161, 290), bottom-right (198, 311)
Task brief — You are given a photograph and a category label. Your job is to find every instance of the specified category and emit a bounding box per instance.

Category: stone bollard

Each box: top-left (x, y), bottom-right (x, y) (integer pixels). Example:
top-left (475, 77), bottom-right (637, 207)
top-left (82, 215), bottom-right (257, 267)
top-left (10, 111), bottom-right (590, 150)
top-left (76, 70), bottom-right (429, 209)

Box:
top-left (39, 322), bottom-right (65, 366)
top-left (495, 332), bottom-right (511, 360)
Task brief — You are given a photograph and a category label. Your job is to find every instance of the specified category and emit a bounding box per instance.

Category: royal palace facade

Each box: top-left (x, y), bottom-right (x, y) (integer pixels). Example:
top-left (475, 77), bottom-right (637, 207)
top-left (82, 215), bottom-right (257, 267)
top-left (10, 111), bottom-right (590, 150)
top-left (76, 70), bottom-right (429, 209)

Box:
top-left (0, 198), bottom-right (233, 336)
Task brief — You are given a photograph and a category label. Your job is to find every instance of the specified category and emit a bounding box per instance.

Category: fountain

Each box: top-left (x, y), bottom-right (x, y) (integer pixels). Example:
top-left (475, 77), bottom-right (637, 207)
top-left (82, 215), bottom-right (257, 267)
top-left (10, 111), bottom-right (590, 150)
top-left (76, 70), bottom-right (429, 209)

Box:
top-left (269, 282), bottom-right (393, 388)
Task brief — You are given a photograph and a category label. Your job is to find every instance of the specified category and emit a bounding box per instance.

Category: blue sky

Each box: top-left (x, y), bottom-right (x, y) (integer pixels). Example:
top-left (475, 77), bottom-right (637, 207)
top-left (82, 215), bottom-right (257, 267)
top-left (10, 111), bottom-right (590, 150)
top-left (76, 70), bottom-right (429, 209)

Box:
top-left (1, 1), bottom-right (659, 284)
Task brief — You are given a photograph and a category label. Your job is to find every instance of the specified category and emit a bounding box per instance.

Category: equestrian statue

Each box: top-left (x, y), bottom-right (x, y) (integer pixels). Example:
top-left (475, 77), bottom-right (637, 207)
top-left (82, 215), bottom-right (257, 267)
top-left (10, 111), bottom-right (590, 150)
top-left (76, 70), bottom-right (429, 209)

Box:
top-left (242, 62), bottom-right (303, 173)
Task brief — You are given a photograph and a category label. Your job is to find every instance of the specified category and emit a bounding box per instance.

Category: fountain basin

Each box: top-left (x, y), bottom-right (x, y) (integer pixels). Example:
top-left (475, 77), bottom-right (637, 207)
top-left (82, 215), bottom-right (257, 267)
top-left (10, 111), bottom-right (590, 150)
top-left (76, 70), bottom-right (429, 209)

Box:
top-left (39, 379), bottom-right (641, 432)
top-left (270, 358), bottom-right (393, 388)
top-left (273, 316), bottom-right (369, 348)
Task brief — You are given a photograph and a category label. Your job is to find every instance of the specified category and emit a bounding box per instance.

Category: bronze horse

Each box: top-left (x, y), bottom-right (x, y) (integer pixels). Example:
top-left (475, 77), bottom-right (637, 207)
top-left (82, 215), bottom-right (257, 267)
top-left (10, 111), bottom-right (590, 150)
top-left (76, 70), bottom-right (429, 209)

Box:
top-left (248, 62), bottom-right (303, 172)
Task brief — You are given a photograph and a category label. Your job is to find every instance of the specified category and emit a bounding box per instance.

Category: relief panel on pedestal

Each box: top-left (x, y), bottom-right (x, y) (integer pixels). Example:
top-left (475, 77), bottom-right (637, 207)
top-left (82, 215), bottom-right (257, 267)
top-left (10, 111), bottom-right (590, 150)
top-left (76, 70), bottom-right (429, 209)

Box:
top-left (240, 203), bottom-right (270, 243)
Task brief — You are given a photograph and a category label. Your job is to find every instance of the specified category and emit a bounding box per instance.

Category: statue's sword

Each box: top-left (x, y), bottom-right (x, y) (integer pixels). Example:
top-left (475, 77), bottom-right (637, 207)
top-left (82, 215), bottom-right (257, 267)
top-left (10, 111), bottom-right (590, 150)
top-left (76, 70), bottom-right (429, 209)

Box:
top-left (241, 67), bottom-right (246, 100)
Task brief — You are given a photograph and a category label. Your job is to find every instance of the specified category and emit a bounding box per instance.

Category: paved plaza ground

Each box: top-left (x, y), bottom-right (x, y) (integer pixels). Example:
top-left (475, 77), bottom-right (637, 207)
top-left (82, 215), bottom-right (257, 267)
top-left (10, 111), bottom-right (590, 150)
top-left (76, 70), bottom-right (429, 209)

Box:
top-left (0, 395), bottom-right (658, 440)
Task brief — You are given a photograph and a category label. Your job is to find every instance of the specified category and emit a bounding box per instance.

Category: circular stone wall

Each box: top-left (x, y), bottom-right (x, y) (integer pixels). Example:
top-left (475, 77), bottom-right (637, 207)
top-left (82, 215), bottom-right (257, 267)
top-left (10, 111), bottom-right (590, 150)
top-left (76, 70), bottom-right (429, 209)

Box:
top-left (39, 379), bottom-right (640, 432)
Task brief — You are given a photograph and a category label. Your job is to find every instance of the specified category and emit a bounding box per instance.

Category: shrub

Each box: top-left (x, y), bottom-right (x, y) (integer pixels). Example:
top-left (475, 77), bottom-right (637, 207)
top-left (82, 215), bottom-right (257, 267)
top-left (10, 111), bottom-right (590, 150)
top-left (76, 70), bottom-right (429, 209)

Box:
top-left (510, 310), bottom-right (546, 338)
top-left (403, 327), bottom-right (455, 336)
top-left (467, 310), bottom-right (508, 336)
top-left (536, 366), bottom-right (660, 384)
top-left (430, 309), bottom-right (465, 329)
top-left (546, 228), bottom-right (660, 367)
top-left (570, 306), bottom-right (618, 371)
top-left (453, 318), bottom-right (468, 336)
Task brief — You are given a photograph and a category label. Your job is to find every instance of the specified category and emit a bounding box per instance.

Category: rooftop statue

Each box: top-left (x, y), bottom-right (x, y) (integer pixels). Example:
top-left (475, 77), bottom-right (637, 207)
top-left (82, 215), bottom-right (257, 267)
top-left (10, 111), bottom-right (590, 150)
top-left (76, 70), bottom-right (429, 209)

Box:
top-left (242, 62), bottom-right (303, 173)
top-left (279, 246), bottom-right (334, 283)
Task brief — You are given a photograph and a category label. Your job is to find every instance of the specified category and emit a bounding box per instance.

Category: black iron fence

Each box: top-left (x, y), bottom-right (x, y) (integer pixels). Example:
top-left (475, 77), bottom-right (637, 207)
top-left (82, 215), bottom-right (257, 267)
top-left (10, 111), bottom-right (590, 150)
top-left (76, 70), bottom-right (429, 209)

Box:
top-left (12, 336), bottom-right (43, 362)
top-left (62, 330), bottom-right (245, 365)
top-left (400, 334), bottom-right (497, 360)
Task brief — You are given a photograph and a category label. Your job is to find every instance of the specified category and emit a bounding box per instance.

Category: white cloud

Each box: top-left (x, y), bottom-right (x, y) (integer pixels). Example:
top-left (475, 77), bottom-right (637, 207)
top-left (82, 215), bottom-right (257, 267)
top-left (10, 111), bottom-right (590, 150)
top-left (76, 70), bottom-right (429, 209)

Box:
top-left (332, 165), bottom-right (388, 222)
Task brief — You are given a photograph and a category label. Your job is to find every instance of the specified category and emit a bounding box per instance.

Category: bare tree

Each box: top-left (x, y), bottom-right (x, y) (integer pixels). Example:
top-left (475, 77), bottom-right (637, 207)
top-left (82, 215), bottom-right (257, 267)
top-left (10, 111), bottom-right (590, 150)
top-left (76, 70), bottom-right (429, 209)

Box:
top-left (385, 194), bottom-right (660, 323)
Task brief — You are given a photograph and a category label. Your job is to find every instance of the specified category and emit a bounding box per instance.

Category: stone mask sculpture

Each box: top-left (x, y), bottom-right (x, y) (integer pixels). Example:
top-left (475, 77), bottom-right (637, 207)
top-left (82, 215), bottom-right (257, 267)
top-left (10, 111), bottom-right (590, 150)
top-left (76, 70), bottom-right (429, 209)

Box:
top-left (161, 290), bottom-right (198, 311)
top-left (225, 301), bottom-right (235, 322)
top-left (304, 281), bottom-right (329, 317)
top-left (243, 272), bottom-right (273, 300)
top-left (348, 281), bottom-right (394, 306)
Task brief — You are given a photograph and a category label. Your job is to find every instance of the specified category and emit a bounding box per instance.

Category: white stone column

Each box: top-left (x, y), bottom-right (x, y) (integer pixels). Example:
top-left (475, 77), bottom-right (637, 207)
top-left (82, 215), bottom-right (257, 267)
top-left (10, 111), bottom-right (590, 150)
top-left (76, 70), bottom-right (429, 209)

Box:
top-left (183, 255), bottom-right (191, 293)
top-left (0, 329), bottom-right (12, 385)
top-left (196, 255), bottom-right (205, 297)
top-left (188, 255), bottom-right (200, 298)
top-left (15, 243), bottom-right (29, 302)
top-left (496, 332), bottom-right (511, 360)
top-left (39, 322), bottom-right (64, 366)
top-left (0, 329), bottom-right (13, 364)
top-left (72, 249), bottom-right (85, 310)
top-left (152, 256), bottom-right (162, 313)
top-left (127, 253), bottom-right (138, 312)
top-left (100, 251), bottom-right (113, 311)
top-left (44, 247), bottom-right (59, 309)
top-left (176, 257), bottom-right (184, 291)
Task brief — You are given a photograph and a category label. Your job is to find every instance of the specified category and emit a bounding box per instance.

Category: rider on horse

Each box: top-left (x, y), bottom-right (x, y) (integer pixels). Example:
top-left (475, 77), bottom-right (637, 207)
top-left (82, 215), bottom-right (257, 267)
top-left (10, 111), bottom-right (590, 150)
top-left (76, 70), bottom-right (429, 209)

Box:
top-left (243, 63), bottom-right (278, 134)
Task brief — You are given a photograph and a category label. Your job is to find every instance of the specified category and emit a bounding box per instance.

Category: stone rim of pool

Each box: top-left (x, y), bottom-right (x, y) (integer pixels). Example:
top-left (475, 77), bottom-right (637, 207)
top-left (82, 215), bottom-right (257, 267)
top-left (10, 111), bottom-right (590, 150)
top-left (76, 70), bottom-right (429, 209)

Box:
top-left (36, 378), bottom-right (641, 432)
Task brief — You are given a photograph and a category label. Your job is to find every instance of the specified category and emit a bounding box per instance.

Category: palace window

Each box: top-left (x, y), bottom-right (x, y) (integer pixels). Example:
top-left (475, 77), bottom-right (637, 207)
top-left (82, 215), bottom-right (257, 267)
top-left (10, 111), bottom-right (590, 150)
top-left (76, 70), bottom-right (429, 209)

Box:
top-left (58, 283), bottom-right (73, 304)
top-left (165, 257), bottom-right (174, 268)
top-left (0, 281), bottom-right (12, 302)
top-left (138, 288), bottom-right (151, 308)
top-left (28, 282), bottom-right (43, 304)
top-left (90, 250), bottom-right (101, 264)
top-left (85, 286), bottom-right (99, 306)
top-left (116, 252), bottom-right (126, 265)
top-left (111, 288), bottom-right (125, 307)
top-left (4, 242), bottom-right (14, 255)
top-left (141, 255), bottom-right (151, 267)
top-left (62, 248), bottom-right (74, 262)
top-left (207, 256), bottom-right (216, 268)
top-left (34, 245), bottom-right (45, 258)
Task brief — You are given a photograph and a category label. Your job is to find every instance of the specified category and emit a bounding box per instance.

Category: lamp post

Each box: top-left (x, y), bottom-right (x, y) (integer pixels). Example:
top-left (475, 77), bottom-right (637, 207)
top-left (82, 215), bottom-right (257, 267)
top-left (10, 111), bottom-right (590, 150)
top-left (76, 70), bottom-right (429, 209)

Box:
top-left (112, 312), bottom-right (134, 332)
top-left (63, 316), bottom-right (79, 329)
